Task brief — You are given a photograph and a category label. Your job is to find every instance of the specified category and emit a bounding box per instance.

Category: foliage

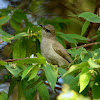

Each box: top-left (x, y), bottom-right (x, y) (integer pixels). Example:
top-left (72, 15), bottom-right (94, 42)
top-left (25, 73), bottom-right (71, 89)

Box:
top-left (0, 5), bottom-right (100, 100)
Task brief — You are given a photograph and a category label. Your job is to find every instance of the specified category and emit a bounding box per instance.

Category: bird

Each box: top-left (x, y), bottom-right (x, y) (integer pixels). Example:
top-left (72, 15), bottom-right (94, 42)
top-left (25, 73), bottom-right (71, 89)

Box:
top-left (40, 24), bottom-right (72, 66)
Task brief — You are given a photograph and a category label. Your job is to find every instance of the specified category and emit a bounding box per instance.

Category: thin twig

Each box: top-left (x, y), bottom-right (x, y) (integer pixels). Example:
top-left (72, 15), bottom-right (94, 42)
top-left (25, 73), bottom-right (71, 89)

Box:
top-left (71, 42), bottom-right (100, 49)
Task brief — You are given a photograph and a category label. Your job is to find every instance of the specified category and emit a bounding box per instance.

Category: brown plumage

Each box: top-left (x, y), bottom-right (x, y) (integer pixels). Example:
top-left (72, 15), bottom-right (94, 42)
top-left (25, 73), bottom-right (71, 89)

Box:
top-left (40, 24), bottom-right (72, 66)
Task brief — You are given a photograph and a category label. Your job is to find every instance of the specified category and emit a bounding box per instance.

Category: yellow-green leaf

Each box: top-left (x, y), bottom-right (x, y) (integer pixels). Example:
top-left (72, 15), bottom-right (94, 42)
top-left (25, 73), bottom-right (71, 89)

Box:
top-left (79, 66), bottom-right (91, 93)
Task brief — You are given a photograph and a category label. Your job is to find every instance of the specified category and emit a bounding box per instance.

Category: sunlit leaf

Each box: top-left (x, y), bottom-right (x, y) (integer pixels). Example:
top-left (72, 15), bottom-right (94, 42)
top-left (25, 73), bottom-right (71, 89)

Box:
top-left (2, 36), bottom-right (11, 43)
top-left (79, 66), bottom-right (91, 93)
top-left (37, 53), bottom-right (46, 64)
top-left (12, 32), bottom-right (28, 40)
top-left (63, 62), bottom-right (88, 76)
top-left (88, 58), bottom-right (100, 68)
top-left (28, 65), bottom-right (39, 81)
top-left (13, 58), bottom-right (39, 64)
top-left (0, 60), bottom-right (7, 65)
top-left (22, 65), bottom-right (34, 80)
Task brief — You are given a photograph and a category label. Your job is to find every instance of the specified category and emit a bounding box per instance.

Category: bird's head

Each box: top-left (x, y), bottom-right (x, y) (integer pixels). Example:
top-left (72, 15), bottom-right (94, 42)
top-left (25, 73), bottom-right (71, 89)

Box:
top-left (40, 24), bottom-right (56, 38)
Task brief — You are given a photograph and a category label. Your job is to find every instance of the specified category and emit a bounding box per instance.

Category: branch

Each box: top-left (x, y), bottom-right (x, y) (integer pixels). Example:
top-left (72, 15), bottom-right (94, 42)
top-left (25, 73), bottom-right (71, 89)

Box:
top-left (2, 59), bottom-right (21, 62)
top-left (71, 42), bottom-right (100, 49)
top-left (1, 58), bottom-right (30, 62)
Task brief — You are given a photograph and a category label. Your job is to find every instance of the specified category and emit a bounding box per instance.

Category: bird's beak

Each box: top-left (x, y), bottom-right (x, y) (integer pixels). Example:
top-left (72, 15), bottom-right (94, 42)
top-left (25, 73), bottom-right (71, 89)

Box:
top-left (39, 24), bottom-right (45, 29)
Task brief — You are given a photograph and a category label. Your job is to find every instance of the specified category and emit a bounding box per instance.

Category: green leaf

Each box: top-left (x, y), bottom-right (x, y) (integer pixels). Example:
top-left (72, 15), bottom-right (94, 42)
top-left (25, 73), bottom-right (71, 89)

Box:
top-left (13, 58), bottom-right (39, 64)
top-left (67, 47), bottom-right (86, 57)
top-left (0, 91), bottom-right (9, 100)
top-left (44, 64), bottom-right (57, 90)
top-left (0, 16), bottom-right (10, 25)
top-left (5, 64), bottom-right (22, 77)
top-left (58, 68), bottom-right (73, 84)
top-left (81, 21), bottom-right (90, 36)
top-left (31, 26), bottom-right (42, 33)
top-left (79, 12), bottom-right (100, 23)
top-left (69, 74), bottom-right (80, 91)
top-left (8, 78), bottom-right (17, 98)
top-left (88, 58), bottom-right (100, 68)
top-left (12, 32), bottom-right (28, 40)
top-left (67, 48), bottom-right (77, 57)
top-left (22, 65), bottom-right (34, 80)
top-left (10, 9), bottom-right (27, 31)
top-left (0, 28), bottom-right (13, 38)
top-left (37, 83), bottom-right (49, 100)
top-left (79, 66), bottom-right (91, 93)
top-left (37, 53), bottom-right (46, 64)
top-left (63, 62), bottom-right (88, 76)
top-left (56, 36), bottom-right (66, 48)
top-left (56, 32), bottom-right (77, 44)
top-left (82, 51), bottom-right (93, 62)
top-left (0, 9), bottom-right (11, 16)
top-left (10, 18), bottom-right (20, 31)
top-left (13, 39), bottom-right (26, 59)
top-left (2, 36), bottom-right (11, 43)
top-left (80, 48), bottom-right (88, 61)
top-left (92, 75), bottom-right (100, 99)
top-left (21, 78), bottom-right (37, 100)
top-left (94, 48), bottom-right (100, 59)
top-left (28, 65), bottom-right (39, 81)
top-left (67, 34), bottom-right (87, 41)
top-left (0, 60), bottom-right (7, 65)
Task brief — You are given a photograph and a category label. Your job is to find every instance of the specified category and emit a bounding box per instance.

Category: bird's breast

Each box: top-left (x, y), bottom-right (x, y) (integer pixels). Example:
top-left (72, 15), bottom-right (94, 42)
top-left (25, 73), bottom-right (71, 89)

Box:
top-left (40, 38), bottom-right (58, 63)
top-left (41, 38), bottom-right (53, 55)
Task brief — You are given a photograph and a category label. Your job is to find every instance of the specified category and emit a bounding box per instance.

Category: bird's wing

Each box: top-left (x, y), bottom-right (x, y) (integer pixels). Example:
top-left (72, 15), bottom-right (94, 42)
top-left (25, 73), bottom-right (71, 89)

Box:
top-left (53, 41), bottom-right (72, 63)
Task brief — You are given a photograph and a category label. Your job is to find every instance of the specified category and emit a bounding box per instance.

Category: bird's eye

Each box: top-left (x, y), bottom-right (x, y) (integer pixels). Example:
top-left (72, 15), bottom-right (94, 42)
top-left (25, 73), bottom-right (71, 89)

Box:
top-left (45, 29), bottom-right (50, 32)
